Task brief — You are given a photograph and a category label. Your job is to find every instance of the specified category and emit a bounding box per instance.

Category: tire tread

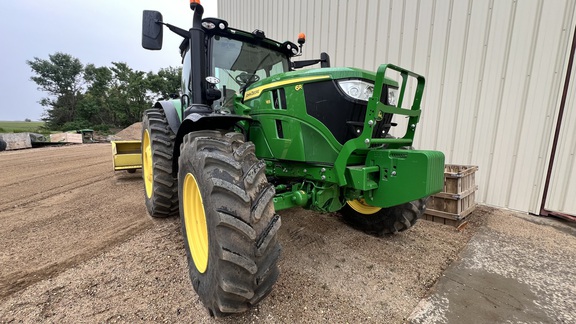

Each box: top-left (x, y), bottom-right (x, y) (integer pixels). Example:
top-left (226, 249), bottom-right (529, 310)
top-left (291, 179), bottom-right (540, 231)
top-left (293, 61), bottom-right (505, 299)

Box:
top-left (178, 131), bottom-right (281, 317)
top-left (142, 108), bottom-right (178, 217)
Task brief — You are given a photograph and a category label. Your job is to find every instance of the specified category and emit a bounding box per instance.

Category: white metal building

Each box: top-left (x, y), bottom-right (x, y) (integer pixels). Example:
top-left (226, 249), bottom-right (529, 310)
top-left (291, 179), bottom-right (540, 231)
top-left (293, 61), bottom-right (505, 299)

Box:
top-left (217, 0), bottom-right (576, 217)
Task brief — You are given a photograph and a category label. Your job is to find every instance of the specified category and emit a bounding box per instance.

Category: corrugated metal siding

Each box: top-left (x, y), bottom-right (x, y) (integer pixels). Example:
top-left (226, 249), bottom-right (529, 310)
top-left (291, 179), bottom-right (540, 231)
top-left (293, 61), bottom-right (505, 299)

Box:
top-left (218, 0), bottom-right (576, 214)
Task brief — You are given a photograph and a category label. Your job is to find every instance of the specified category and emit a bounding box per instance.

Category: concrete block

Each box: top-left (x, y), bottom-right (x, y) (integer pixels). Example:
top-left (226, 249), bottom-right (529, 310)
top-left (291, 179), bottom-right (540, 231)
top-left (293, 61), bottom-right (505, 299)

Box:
top-left (0, 133), bottom-right (32, 150)
top-left (50, 133), bottom-right (83, 143)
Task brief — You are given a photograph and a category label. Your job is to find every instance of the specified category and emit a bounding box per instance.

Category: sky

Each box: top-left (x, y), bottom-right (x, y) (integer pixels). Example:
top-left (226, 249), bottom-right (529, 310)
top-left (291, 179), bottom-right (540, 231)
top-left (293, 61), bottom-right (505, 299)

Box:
top-left (0, 0), bottom-right (217, 121)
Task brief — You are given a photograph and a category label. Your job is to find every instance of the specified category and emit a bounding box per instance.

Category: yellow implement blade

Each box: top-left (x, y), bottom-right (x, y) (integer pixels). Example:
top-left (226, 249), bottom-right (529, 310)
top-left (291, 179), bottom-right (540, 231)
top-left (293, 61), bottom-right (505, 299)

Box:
top-left (111, 141), bottom-right (142, 171)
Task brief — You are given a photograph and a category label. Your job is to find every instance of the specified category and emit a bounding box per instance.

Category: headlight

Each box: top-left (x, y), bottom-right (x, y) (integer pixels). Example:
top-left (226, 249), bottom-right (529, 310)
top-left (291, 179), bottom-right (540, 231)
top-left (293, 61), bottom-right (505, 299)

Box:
top-left (387, 87), bottom-right (398, 106)
top-left (202, 21), bottom-right (216, 30)
top-left (337, 80), bottom-right (374, 101)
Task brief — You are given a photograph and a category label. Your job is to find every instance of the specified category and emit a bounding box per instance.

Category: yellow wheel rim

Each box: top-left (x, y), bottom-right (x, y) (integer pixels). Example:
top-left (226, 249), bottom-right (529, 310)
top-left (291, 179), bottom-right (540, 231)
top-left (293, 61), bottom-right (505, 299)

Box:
top-left (347, 199), bottom-right (381, 214)
top-left (183, 173), bottom-right (209, 273)
top-left (143, 129), bottom-right (153, 199)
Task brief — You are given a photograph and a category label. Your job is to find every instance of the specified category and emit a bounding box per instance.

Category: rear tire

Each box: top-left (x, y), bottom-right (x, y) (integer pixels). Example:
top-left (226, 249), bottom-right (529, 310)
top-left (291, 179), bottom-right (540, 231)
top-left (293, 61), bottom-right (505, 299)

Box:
top-left (142, 108), bottom-right (178, 217)
top-left (340, 198), bottom-right (427, 236)
top-left (0, 139), bottom-right (6, 152)
top-left (178, 131), bottom-right (281, 317)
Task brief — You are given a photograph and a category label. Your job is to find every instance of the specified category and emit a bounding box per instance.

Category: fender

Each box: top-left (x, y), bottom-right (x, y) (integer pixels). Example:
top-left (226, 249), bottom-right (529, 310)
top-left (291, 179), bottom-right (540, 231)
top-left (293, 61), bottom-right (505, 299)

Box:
top-left (153, 100), bottom-right (182, 134)
top-left (171, 113), bottom-right (252, 176)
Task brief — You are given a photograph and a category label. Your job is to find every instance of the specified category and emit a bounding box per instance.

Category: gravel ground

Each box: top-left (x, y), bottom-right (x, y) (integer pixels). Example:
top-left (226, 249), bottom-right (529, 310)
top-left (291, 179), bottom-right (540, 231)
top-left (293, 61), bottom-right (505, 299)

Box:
top-left (1, 143), bottom-right (495, 323)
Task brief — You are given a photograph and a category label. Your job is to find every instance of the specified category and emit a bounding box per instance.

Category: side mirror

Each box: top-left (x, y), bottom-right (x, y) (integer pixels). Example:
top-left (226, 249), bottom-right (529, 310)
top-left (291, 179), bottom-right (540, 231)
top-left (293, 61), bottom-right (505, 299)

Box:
top-left (320, 52), bottom-right (331, 68)
top-left (142, 10), bottom-right (163, 50)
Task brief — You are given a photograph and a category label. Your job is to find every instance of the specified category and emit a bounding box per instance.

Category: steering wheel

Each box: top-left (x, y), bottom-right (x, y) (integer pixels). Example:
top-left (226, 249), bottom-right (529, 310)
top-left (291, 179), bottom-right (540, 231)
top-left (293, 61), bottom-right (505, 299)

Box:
top-left (235, 73), bottom-right (260, 86)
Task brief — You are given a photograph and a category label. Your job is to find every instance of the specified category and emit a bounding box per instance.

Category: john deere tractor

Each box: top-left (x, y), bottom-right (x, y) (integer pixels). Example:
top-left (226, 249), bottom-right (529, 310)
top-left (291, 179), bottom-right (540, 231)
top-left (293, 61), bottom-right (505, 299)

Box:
top-left (140, 1), bottom-right (444, 317)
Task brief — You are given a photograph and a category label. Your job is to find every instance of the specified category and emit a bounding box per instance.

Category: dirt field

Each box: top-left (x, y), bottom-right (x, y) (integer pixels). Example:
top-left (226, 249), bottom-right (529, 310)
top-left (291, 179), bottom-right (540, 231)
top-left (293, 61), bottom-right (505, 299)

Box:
top-left (0, 144), bottom-right (487, 323)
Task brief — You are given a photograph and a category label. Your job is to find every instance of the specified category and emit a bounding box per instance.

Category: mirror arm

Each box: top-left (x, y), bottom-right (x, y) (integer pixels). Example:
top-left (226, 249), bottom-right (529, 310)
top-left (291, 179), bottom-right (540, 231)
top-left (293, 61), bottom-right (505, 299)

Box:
top-left (162, 22), bottom-right (190, 39)
top-left (292, 52), bottom-right (331, 69)
top-left (292, 59), bottom-right (321, 69)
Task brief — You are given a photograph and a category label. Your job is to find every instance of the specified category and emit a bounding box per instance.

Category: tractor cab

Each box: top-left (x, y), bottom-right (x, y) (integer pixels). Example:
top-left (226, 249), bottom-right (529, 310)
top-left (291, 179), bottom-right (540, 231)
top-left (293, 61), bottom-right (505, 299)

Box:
top-left (143, 6), bottom-right (328, 117)
top-left (179, 31), bottom-right (292, 113)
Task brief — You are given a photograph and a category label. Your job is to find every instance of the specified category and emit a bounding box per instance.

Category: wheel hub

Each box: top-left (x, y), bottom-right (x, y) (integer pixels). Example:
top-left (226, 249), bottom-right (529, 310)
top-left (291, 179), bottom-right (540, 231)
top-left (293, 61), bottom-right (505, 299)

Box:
top-left (183, 173), bottom-right (209, 273)
top-left (143, 130), bottom-right (153, 199)
top-left (347, 199), bottom-right (382, 214)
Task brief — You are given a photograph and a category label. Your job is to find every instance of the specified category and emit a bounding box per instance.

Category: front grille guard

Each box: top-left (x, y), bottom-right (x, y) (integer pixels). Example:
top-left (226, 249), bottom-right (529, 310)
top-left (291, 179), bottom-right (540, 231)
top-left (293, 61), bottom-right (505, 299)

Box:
top-left (333, 64), bottom-right (425, 186)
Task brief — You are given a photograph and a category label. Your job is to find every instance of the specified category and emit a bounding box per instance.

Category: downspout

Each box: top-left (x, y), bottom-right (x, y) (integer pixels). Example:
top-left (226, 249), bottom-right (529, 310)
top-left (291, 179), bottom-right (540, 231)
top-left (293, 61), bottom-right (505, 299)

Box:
top-left (539, 24), bottom-right (576, 221)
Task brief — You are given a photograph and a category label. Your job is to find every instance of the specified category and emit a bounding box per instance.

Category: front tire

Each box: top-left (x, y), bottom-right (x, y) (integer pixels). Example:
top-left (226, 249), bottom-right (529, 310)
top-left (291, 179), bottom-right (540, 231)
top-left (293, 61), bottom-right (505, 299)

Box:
top-left (340, 198), bottom-right (427, 236)
top-left (178, 131), bottom-right (281, 317)
top-left (142, 108), bottom-right (178, 217)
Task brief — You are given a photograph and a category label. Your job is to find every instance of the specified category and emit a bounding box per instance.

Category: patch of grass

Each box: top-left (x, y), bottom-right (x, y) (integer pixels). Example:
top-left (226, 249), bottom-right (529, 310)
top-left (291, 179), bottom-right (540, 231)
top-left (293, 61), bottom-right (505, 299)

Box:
top-left (0, 121), bottom-right (46, 133)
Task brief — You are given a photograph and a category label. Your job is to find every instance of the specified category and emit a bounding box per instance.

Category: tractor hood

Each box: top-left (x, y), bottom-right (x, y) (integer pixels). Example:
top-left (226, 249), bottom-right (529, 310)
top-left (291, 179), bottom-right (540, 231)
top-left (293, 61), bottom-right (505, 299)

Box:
top-left (243, 67), bottom-right (390, 102)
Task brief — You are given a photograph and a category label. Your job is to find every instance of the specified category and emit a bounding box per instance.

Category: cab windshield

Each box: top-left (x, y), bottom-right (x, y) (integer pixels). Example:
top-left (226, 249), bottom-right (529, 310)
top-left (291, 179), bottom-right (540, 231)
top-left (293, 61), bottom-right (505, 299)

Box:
top-left (211, 35), bottom-right (290, 108)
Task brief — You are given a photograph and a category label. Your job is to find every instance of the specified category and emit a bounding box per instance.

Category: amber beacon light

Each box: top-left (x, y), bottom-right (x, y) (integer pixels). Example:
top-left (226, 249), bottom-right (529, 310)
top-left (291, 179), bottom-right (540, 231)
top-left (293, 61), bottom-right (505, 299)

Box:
top-left (298, 33), bottom-right (306, 45)
top-left (190, 0), bottom-right (201, 10)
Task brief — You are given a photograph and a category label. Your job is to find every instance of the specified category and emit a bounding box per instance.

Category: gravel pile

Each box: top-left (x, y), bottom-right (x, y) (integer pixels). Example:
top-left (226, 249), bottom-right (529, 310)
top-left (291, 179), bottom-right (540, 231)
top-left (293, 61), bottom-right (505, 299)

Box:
top-left (112, 122), bottom-right (142, 141)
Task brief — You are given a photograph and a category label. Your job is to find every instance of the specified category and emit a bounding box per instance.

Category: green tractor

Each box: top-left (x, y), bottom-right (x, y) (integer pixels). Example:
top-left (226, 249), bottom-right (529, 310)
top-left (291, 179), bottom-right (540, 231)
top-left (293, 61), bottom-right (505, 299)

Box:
top-left (141, 2), bottom-right (445, 317)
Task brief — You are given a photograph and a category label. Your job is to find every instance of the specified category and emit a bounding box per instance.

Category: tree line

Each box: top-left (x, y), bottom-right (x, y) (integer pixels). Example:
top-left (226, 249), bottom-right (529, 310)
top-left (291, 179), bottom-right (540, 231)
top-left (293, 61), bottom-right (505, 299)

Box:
top-left (27, 52), bottom-right (181, 131)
